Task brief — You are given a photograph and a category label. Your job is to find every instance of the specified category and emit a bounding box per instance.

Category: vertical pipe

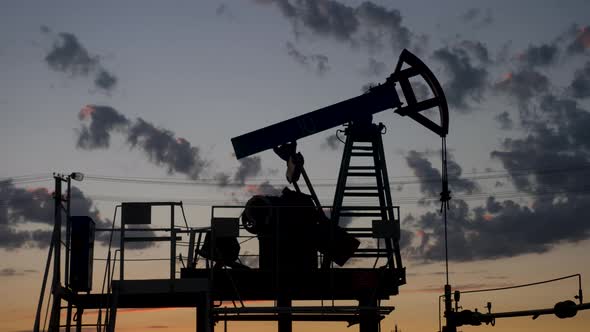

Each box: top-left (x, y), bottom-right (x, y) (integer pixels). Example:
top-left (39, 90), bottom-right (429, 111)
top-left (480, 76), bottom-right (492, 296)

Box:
top-left (49, 176), bottom-right (62, 331)
top-left (277, 297), bottom-right (292, 332)
top-left (65, 176), bottom-right (73, 332)
top-left (65, 177), bottom-right (71, 288)
top-left (171, 205), bottom-right (176, 280)
top-left (188, 230), bottom-right (196, 268)
top-left (120, 213), bottom-right (125, 281)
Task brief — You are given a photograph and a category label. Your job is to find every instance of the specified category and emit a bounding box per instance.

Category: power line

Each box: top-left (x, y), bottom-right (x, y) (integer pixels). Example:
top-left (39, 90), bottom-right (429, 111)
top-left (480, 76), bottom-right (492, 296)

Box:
top-left (20, 186), bottom-right (581, 207)
top-left (82, 164), bottom-right (590, 188)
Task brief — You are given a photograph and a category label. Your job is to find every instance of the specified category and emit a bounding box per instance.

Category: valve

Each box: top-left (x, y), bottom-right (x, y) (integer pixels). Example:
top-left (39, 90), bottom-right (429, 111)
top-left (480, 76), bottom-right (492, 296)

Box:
top-left (554, 300), bottom-right (578, 319)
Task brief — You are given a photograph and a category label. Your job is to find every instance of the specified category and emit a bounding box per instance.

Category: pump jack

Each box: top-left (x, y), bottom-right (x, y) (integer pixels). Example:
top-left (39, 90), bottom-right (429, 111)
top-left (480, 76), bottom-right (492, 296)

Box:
top-left (227, 49), bottom-right (449, 332)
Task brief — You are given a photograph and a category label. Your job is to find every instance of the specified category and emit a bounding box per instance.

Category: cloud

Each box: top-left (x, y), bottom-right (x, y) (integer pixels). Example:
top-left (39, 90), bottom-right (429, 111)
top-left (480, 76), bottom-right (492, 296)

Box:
top-left (569, 61), bottom-right (590, 99)
top-left (402, 94), bottom-right (590, 262)
top-left (459, 40), bottom-right (491, 64)
top-left (285, 42), bottom-right (330, 76)
top-left (492, 94), bottom-right (590, 193)
top-left (76, 105), bottom-right (130, 149)
top-left (406, 190), bottom-right (590, 262)
top-left (518, 43), bottom-right (559, 68)
top-left (493, 69), bottom-right (550, 109)
top-left (94, 69), bottom-right (118, 92)
top-left (495, 111), bottom-right (514, 130)
top-left (405, 150), bottom-right (478, 199)
top-left (257, 1), bottom-right (425, 54)
top-left (459, 8), bottom-right (493, 29)
top-left (76, 105), bottom-right (209, 180)
top-left (45, 32), bottom-right (98, 76)
top-left (432, 44), bottom-right (489, 110)
top-left (127, 119), bottom-right (209, 179)
top-left (234, 156), bottom-right (262, 184)
top-left (43, 30), bottom-right (118, 93)
top-left (0, 181), bottom-right (152, 250)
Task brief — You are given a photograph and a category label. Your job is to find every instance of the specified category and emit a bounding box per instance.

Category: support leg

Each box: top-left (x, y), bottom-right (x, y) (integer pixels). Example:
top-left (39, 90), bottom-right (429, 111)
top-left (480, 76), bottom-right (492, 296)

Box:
top-left (359, 297), bottom-right (379, 332)
top-left (278, 297), bottom-right (292, 332)
top-left (196, 295), bottom-right (212, 332)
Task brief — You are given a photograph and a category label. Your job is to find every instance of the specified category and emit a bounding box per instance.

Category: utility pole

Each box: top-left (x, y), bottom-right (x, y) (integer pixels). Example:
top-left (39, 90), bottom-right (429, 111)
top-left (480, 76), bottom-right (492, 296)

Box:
top-left (48, 174), bottom-right (63, 331)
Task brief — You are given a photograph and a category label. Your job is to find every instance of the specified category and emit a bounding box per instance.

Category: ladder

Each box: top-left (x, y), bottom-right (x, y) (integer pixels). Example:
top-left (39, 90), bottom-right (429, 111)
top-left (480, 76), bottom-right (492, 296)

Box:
top-left (331, 120), bottom-right (403, 270)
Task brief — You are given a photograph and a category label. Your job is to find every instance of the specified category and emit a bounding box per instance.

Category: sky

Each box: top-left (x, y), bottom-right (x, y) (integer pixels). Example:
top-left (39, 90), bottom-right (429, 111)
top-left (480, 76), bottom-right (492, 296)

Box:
top-left (1, 0), bottom-right (590, 331)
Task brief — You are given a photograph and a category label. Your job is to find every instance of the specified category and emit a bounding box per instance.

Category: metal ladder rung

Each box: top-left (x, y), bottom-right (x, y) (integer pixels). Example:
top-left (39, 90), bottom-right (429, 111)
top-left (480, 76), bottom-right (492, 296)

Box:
top-left (351, 146), bottom-right (374, 151)
top-left (340, 206), bottom-right (384, 210)
top-left (343, 192), bottom-right (380, 197)
top-left (340, 212), bottom-right (383, 217)
top-left (346, 172), bottom-right (377, 177)
top-left (347, 166), bottom-right (376, 170)
top-left (344, 186), bottom-right (380, 190)
top-left (350, 152), bottom-right (374, 157)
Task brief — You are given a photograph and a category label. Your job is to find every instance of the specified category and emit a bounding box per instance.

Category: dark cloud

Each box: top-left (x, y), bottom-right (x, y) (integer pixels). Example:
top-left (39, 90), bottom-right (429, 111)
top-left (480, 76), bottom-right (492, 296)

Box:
top-left (518, 43), bottom-right (559, 68)
top-left (285, 42), bottom-right (330, 76)
top-left (127, 119), bottom-right (209, 180)
top-left (406, 193), bottom-right (590, 262)
top-left (405, 151), bottom-right (441, 197)
top-left (44, 30), bottom-right (118, 92)
top-left (234, 156), bottom-right (262, 184)
top-left (257, 1), bottom-right (424, 54)
top-left (321, 134), bottom-right (340, 150)
top-left (493, 69), bottom-right (550, 109)
top-left (432, 44), bottom-right (489, 110)
top-left (45, 32), bottom-right (98, 76)
top-left (405, 151), bottom-right (478, 199)
top-left (76, 106), bottom-right (209, 180)
top-left (355, 1), bottom-right (413, 51)
top-left (361, 57), bottom-right (387, 76)
top-left (495, 111), bottom-right (514, 130)
top-left (76, 105), bottom-right (130, 149)
top-left (459, 40), bottom-right (491, 64)
top-left (400, 94), bottom-right (590, 262)
top-left (94, 69), bottom-right (118, 92)
top-left (0, 181), bottom-right (152, 250)
top-left (459, 8), bottom-right (493, 29)
top-left (569, 61), bottom-right (590, 99)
